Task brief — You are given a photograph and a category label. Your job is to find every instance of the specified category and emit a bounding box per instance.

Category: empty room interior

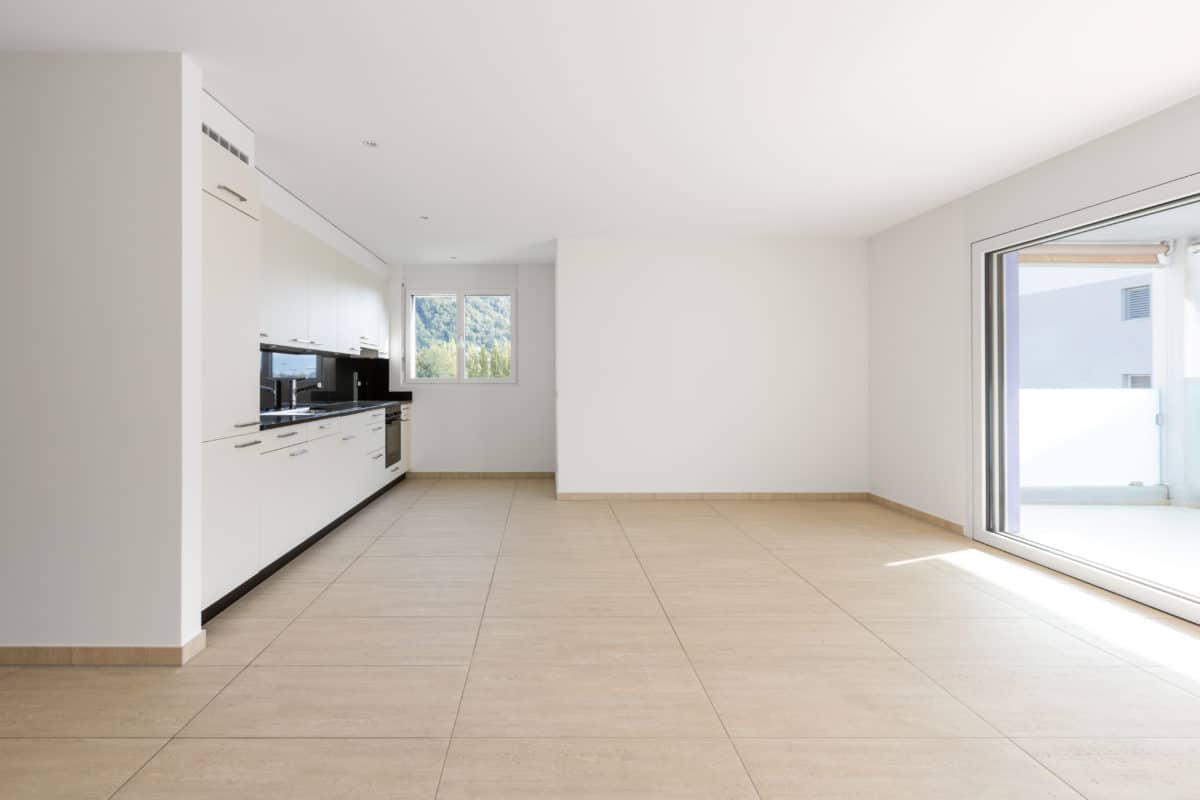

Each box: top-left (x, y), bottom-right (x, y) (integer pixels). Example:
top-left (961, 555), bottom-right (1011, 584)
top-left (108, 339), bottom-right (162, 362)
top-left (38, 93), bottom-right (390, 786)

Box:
top-left (6, 2), bottom-right (1200, 798)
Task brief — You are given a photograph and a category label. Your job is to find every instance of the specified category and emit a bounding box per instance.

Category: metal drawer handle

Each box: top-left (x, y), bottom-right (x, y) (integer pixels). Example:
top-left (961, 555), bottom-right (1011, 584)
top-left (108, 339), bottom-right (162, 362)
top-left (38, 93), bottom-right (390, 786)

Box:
top-left (234, 421), bottom-right (259, 428)
top-left (289, 448), bottom-right (309, 457)
top-left (234, 439), bottom-right (262, 449)
top-left (217, 184), bottom-right (248, 202)
top-left (390, 466), bottom-right (400, 473)
top-left (260, 332), bottom-right (269, 338)
top-left (341, 435), bottom-right (356, 441)
top-left (371, 426), bottom-right (382, 432)
top-left (277, 431), bottom-right (299, 439)
top-left (372, 453), bottom-right (383, 460)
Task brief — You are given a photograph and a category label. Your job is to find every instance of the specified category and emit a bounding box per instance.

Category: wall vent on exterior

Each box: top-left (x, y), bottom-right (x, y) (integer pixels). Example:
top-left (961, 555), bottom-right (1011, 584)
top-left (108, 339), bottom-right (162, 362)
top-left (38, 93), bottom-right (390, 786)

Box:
top-left (1122, 285), bottom-right (1150, 320)
top-left (201, 123), bottom-right (250, 164)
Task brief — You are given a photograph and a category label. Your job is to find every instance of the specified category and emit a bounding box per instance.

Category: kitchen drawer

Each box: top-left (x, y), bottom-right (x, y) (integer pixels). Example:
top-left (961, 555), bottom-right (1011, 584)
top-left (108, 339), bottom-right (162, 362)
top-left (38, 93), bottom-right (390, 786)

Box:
top-left (202, 136), bottom-right (261, 219)
top-left (261, 425), bottom-right (308, 453)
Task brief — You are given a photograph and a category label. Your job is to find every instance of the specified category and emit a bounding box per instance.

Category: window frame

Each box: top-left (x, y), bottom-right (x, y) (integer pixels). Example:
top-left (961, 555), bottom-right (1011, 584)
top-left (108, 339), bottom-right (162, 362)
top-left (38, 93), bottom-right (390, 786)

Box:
top-left (404, 287), bottom-right (518, 384)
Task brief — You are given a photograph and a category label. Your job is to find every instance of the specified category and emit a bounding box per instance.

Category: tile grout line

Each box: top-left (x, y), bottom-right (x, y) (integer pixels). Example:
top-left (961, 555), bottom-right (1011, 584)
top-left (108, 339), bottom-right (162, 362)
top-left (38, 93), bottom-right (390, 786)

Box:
top-left (431, 479), bottom-right (518, 800)
top-left (608, 501), bottom-right (766, 800)
top-left (104, 479), bottom-right (438, 800)
top-left (701, 501), bottom-right (1093, 799)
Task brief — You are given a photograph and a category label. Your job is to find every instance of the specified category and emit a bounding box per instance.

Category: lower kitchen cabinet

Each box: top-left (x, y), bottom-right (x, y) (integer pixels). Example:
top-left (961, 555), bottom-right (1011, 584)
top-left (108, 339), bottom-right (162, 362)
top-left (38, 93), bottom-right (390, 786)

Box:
top-left (201, 407), bottom-right (400, 612)
top-left (201, 432), bottom-right (266, 607)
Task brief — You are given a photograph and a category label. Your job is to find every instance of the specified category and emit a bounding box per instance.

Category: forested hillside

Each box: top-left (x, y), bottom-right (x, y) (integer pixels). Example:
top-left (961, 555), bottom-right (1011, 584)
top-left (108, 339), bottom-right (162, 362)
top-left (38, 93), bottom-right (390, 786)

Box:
top-left (413, 294), bottom-right (512, 378)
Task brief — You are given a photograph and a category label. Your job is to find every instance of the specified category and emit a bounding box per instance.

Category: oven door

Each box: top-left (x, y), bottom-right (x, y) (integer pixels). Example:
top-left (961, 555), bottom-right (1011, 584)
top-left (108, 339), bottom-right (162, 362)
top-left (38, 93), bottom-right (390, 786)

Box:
top-left (385, 414), bottom-right (402, 467)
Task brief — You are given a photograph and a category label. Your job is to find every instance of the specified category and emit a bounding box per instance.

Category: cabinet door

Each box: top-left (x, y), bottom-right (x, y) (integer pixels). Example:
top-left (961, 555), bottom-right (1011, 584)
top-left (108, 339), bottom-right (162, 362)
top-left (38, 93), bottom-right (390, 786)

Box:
top-left (202, 433), bottom-right (264, 607)
top-left (202, 192), bottom-right (261, 442)
top-left (336, 259), bottom-right (371, 354)
top-left (202, 137), bottom-right (261, 219)
top-left (365, 269), bottom-right (389, 354)
top-left (259, 208), bottom-right (310, 347)
top-left (259, 441), bottom-right (316, 565)
top-left (307, 246), bottom-right (340, 353)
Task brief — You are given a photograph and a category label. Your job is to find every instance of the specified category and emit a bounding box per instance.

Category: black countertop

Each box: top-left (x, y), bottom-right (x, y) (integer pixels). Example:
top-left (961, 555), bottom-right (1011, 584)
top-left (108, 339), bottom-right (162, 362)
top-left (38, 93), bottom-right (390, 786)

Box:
top-left (259, 399), bottom-right (406, 431)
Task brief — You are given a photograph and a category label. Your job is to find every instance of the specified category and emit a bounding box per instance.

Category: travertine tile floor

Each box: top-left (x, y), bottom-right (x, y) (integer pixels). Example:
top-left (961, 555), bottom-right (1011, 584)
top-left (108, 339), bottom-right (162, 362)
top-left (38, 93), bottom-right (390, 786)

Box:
top-left (4, 478), bottom-right (1200, 797)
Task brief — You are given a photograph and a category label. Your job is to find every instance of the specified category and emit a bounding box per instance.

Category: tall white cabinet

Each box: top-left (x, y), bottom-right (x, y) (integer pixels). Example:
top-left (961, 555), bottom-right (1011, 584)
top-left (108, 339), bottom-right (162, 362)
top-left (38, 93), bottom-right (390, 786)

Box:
top-left (201, 138), bottom-right (261, 442)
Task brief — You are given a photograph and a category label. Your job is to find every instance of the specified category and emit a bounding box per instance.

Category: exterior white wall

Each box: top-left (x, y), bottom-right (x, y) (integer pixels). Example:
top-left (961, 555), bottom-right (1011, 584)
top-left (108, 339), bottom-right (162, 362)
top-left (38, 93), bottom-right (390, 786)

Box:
top-left (556, 237), bottom-right (869, 494)
top-left (1019, 273), bottom-right (1153, 388)
top-left (0, 54), bottom-right (203, 647)
top-left (868, 93), bottom-right (1200, 527)
top-left (387, 263), bottom-right (556, 472)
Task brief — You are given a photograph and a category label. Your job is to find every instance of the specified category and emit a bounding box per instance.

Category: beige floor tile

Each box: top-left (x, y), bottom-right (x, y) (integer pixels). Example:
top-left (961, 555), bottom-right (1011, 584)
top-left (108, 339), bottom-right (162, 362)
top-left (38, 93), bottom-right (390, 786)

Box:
top-left (1018, 738), bottom-right (1200, 800)
top-left (0, 739), bottom-right (164, 799)
top-left (474, 617), bottom-right (688, 665)
top-left (639, 555), bottom-right (795, 582)
top-left (365, 531), bottom-right (503, 557)
top-left (922, 662), bottom-right (1200, 737)
top-left (673, 616), bottom-right (894, 662)
top-left (612, 500), bottom-right (722, 521)
top-left (0, 667), bottom-right (238, 737)
top-left (303, 581), bottom-right (490, 617)
top-left (626, 530), bottom-right (767, 559)
top-left (329, 515), bottom-right (399, 538)
top-left (694, 660), bottom-right (996, 738)
top-left (736, 738), bottom-right (1079, 799)
top-left (181, 666), bottom-right (466, 738)
top-left (652, 577), bottom-right (840, 617)
top-left (493, 555), bottom-right (646, 582)
top-left (270, 550), bottom-right (357, 582)
top-left (455, 662), bottom-right (724, 737)
top-left (780, 553), bottom-right (967, 583)
top-left (816, 579), bottom-right (1028, 619)
top-left (499, 530), bottom-right (633, 558)
top-left (864, 618), bottom-right (1123, 666)
top-left (302, 533), bottom-right (378, 557)
top-left (114, 738), bottom-right (446, 800)
top-left (338, 556), bottom-right (496, 583)
top-left (218, 580), bottom-right (329, 620)
top-left (485, 578), bottom-right (663, 617)
top-left (1148, 667), bottom-right (1200, 698)
top-left (189, 617), bottom-right (290, 666)
top-left (438, 738), bottom-right (757, 799)
top-left (255, 617), bottom-right (479, 665)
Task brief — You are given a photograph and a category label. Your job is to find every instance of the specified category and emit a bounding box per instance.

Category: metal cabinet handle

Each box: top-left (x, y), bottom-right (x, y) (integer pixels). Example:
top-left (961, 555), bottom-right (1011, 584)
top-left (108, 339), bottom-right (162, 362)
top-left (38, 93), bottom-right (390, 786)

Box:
top-left (260, 332), bottom-right (269, 338)
top-left (277, 431), bottom-right (299, 439)
top-left (289, 448), bottom-right (309, 457)
top-left (371, 426), bottom-right (382, 432)
top-left (341, 435), bottom-right (356, 441)
top-left (234, 439), bottom-right (262, 449)
top-left (372, 453), bottom-right (383, 460)
top-left (390, 466), bottom-right (400, 473)
top-left (217, 184), bottom-right (248, 202)
top-left (234, 421), bottom-right (259, 428)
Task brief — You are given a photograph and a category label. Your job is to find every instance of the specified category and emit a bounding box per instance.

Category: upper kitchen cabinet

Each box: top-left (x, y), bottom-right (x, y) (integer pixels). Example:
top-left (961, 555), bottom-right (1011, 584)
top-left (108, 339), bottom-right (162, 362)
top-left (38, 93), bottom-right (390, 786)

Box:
top-left (201, 141), bottom-right (261, 442)
top-left (202, 136), bottom-right (260, 219)
top-left (260, 198), bottom-right (388, 357)
top-left (260, 208), bottom-right (317, 348)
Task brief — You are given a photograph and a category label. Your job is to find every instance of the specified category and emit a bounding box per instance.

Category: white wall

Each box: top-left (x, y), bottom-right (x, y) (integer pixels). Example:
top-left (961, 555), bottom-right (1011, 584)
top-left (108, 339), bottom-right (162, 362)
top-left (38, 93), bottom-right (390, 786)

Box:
top-left (0, 54), bottom-right (203, 647)
top-left (556, 237), bottom-right (868, 494)
top-left (387, 263), bottom-right (556, 472)
top-left (868, 93), bottom-right (1200, 527)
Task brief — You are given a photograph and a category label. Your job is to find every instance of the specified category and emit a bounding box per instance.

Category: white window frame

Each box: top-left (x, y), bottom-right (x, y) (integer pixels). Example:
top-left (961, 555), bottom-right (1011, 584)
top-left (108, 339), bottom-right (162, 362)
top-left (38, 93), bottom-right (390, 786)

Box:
top-left (404, 287), bottom-right (517, 384)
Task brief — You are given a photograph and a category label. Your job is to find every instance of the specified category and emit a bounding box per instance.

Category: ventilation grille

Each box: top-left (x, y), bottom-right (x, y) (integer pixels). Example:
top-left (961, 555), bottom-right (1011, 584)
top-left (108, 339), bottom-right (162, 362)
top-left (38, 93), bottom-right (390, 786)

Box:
top-left (1123, 285), bottom-right (1150, 320)
top-left (201, 123), bottom-right (250, 164)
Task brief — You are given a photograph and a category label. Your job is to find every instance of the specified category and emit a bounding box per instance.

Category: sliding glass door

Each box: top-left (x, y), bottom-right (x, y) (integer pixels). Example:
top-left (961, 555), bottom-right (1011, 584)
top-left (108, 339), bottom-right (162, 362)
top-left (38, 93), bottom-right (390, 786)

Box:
top-left (983, 195), bottom-right (1200, 613)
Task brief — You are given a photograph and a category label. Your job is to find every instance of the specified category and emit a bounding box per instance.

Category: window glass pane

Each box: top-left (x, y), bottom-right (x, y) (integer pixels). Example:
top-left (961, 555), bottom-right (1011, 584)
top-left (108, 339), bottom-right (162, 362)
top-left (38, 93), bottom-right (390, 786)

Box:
top-left (412, 293), bottom-right (457, 379)
top-left (464, 294), bottom-right (512, 379)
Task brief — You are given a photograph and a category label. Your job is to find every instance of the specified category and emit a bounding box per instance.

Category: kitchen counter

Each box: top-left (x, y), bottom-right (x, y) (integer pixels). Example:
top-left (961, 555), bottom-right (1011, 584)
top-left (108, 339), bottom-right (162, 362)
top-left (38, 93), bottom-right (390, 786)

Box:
top-left (259, 400), bottom-right (404, 431)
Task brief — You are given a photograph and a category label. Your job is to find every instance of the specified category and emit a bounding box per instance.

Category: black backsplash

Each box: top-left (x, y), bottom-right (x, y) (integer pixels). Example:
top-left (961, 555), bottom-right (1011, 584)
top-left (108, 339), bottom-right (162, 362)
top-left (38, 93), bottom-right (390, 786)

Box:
top-left (259, 351), bottom-right (411, 410)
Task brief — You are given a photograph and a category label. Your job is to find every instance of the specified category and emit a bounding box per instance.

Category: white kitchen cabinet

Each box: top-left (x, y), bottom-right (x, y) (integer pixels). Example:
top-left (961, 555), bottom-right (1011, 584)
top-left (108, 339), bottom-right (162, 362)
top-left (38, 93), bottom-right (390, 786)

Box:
top-left (308, 248), bottom-right (340, 352)
top-left (258, 438), bottom-right (318, 565)
top-left (202, 173), bottom-right (261, 443)
top-left (259, 208), bottom-right (312, 348)
top-left (202, 137), bottom-right (260, 219)
top-left (201, 432), bottom-right (264, 607)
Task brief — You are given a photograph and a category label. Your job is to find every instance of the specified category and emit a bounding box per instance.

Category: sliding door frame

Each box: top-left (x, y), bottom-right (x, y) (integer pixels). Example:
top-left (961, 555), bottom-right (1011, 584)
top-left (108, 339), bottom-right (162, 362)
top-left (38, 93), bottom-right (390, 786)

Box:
top-left (970, 176), bottom-right (1200, 625)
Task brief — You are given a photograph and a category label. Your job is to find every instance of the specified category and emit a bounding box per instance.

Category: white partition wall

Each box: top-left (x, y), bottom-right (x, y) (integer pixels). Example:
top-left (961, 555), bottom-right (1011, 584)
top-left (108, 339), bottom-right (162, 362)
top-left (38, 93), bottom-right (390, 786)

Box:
top-left (0, 54), bottom-right (204, 652)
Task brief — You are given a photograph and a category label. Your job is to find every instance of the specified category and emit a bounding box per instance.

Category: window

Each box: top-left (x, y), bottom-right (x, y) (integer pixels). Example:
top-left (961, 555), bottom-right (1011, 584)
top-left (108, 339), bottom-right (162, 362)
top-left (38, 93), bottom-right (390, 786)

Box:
top-left (406, 290), bottom-right (515, 382)
top-left (1123, 373), bottom-right (1152, 389)
top-left (1123, 285), bottom-right (1150, 320)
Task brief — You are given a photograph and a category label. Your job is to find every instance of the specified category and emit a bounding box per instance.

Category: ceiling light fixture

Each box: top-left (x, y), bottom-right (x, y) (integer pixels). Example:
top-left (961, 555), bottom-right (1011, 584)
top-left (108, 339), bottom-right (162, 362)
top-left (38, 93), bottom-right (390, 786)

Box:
top-left (361, 139), bottom-right (378, 148)
top-left (418, 216), bottom-right (430, 221)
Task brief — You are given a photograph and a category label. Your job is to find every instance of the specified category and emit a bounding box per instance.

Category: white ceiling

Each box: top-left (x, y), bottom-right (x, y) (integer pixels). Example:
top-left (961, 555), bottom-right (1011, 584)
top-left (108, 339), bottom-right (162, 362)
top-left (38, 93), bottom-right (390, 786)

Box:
top-left (4, 1), bottom-right (1200, 264)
